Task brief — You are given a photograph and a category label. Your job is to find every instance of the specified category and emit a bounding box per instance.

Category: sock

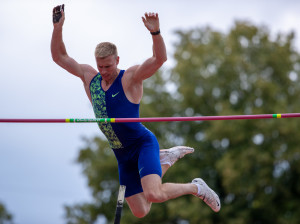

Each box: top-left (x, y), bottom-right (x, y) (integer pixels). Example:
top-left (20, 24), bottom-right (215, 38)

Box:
top-left (192, 183), bottom-right (201, 196)
top-left (160, 160), bottom-right (172, 167)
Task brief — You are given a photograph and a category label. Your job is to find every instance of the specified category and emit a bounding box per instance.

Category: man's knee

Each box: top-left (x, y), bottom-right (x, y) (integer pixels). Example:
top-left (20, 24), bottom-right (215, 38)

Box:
top-left (141, 174), bottom-right (166, 203)
top-left (144, 188), bottom-right (166, 203)
top-left (131, 204), bottom-right (150, 218)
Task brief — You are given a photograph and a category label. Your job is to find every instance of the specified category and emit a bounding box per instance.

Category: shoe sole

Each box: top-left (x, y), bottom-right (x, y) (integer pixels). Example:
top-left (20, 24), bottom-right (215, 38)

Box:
top-left (160, 146), bottom-right (194, 157)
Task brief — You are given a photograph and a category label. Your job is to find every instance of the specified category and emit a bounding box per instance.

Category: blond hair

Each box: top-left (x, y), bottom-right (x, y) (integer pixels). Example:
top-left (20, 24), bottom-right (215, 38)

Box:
top-left (94, 42), bottom-right (118, 58)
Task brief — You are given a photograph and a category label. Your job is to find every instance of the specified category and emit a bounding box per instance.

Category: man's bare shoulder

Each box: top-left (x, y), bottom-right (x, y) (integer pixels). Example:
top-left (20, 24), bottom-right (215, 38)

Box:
top-left (123, 65), bottom-right (139, 79)
top-left (81, 64), bottom-right (97, 73)
top-left (125, 65), bottom-right (139, 72)
top-left (81, 64), bottom-right (98, 85)
top-left (122, 65), bottom-right (143, 103)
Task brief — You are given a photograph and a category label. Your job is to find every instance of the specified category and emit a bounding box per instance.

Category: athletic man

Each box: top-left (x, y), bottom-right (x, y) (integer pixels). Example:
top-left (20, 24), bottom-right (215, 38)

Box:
top-left (51, 5), bottom-right (220, 218)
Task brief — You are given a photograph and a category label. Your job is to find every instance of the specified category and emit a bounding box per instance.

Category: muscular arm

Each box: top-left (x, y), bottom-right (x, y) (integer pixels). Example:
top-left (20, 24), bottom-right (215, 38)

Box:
top-left (131, 13), bottom-right (167, 82)
top-left (122, 13), bottom-right (167, 104)
top-left (51, 6), bottom-right (94, 81)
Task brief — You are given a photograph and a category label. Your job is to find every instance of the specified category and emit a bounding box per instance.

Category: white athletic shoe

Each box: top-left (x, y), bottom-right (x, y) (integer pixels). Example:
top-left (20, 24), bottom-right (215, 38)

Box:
top-left (160, 146), bottom-right (194, 167)
top-left (192, 178), bottom-right (221, 212)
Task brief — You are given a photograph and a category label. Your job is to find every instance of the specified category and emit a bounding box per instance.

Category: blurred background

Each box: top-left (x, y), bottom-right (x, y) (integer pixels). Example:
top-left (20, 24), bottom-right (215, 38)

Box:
top-left (0, 0), bottom-right (300, 223)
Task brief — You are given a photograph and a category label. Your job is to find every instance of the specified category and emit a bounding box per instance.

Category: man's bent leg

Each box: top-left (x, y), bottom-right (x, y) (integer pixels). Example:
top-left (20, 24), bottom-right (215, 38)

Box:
top-left (126, 192), bottom-right (151, 218)
top-left (141, 174), bottom-right (221, 212)
top-left (141, 174), bottom-right (197, 203)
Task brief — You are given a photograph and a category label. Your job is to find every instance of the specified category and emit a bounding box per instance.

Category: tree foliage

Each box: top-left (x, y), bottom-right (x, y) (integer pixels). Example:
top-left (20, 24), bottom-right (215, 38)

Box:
top-left (64, 21), bottom-right (300, 224)
top-left (0, 201), bottom-right (13, 224)
top-left (168, 21), bottom-right (300, 224)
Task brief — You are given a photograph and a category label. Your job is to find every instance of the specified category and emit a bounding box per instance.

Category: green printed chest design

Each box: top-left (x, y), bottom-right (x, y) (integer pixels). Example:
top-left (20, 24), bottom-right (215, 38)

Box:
top-left (90, 75), bottom-right (123, 149)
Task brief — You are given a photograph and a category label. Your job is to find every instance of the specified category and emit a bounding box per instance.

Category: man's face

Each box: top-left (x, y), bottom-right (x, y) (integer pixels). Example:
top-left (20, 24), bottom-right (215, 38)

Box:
top-left (96, 55), bottom-right (119, 80)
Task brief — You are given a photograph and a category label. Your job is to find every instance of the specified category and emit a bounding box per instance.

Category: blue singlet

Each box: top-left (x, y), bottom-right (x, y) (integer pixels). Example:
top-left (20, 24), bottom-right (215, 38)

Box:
top-left (89, 70), bottom-right (162, 197)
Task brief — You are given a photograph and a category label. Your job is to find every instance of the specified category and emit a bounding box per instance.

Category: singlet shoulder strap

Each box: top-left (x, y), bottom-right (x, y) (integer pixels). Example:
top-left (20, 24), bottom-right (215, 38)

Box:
top-left (119, 70), bottom-right (125, 79)
top-left (89, 73), bottom-right (101, 89)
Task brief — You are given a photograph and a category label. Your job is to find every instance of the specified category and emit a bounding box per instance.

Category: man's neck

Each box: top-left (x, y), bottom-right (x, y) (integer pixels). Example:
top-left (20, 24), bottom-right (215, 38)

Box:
top-left (102, 69), bottom-right (120, 89)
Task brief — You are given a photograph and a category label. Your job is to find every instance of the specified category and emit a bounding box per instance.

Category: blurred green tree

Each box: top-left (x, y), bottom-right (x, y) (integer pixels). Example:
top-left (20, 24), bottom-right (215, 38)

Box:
top-left (0, 201), bottom-right (13, 224)
top-left (64, 21), bottom-right (300, 224)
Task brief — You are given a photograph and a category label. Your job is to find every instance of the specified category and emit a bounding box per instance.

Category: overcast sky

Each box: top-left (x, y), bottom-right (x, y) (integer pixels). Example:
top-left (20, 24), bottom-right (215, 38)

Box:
top-left (1, 1), bottom-right (300, 224)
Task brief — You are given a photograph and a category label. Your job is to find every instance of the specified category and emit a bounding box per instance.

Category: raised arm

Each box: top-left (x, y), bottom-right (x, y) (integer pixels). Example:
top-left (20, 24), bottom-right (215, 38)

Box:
top-left (131, 13), bottom-right (167, 82)
top-left (51, 5), bottom-right (87, 80)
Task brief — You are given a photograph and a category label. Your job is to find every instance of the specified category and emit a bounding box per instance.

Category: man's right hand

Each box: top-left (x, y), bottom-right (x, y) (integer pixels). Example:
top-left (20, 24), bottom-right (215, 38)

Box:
top-left (52, 4), bottom-right (65, 25)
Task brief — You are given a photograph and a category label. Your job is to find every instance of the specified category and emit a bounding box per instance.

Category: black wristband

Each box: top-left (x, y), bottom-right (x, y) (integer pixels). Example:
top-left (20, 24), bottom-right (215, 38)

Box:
top-left (150, 30), bottom-right (160, 35)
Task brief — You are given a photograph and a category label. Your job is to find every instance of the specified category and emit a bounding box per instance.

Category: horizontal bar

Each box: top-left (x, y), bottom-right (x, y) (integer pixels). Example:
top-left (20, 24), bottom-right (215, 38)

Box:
top-left (0, 113), bottom-right (300, 123)
top-left (0, 119), bottom-right (68, 123)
